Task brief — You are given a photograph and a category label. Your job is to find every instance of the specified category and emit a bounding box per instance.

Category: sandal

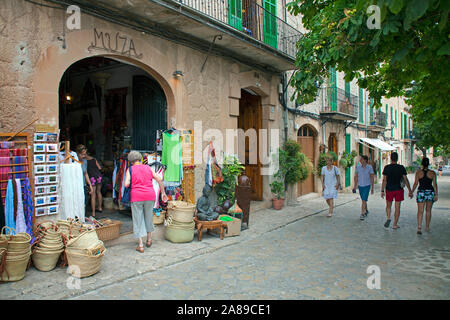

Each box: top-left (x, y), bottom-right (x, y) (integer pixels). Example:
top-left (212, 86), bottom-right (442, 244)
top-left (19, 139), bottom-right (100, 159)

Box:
top-left (384, 219), bottom-right (391, 228)
top-left (146, 239), bottom-right (152, 248)
top-left (136, 245), bottom-right (144, 253)
top-left (417, 230), bottom-right (422, 235)
top-left (393, 225), bottom-right (400, 229)
top-left (327, 213), bottom-right (332, 217)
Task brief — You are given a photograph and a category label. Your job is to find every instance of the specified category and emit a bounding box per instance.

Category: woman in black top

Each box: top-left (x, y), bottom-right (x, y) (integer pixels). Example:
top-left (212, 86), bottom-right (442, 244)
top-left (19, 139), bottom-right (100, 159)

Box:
top-left (86, 152), bottom-right (103, 217)
top-left (410, 157), bottom-right (438, 234)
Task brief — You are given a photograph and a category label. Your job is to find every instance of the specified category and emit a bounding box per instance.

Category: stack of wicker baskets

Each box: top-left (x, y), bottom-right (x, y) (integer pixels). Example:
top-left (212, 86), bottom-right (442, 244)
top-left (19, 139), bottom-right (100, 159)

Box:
top-left (0, 226), bottom-right (32, 282)
top-left (56, 218), bottom-right (89, 240)
top-left (31, 221), bottom-right (64, 272)
top-left (165, 201), bottom-right (196, 243)
top-left (65, 228), bottom-right (106, 278)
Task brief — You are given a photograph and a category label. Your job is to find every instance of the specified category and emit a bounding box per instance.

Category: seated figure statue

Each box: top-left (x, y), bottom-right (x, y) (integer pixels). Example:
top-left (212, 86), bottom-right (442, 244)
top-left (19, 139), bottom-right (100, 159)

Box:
top-left (196, 184), bottom-right (219, 221)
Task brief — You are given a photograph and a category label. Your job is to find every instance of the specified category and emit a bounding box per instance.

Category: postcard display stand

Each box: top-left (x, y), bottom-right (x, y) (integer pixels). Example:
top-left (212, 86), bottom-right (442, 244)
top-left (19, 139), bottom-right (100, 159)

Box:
top-left (33, 131), bottom-right (60, 217)
top-left (0, 133), bottom-right (34, 224)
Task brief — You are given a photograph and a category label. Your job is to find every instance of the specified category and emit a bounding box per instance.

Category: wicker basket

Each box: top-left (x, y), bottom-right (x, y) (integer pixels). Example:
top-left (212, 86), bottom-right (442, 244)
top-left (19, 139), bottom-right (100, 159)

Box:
top-left (66, 229), bottom-right (100, 249)
top-left (95, 220), bottom-right (122, 242)
top-left (153, 211), bottom-right (166, 225)
top-left (0, 250), bottom-right (31, 282)
top-left (32, 248), bottom-right (64, 272)
top-left (66, 245), bottom-right (106, 278)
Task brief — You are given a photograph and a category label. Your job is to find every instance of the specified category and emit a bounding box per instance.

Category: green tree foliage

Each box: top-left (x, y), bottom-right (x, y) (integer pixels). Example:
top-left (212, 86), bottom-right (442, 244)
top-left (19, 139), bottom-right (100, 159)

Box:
top-left (286, 0), bottom-right (450, 148)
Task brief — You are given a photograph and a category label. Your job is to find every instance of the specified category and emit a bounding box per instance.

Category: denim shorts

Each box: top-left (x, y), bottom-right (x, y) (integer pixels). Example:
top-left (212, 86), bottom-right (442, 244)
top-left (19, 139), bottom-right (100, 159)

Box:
top-left (358, 185), bottom-right (371, 201)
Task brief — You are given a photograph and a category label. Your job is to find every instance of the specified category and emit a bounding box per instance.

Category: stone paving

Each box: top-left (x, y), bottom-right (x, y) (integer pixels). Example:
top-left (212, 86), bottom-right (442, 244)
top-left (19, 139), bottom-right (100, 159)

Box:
top-left (1, 174), bottom-right (449, 300)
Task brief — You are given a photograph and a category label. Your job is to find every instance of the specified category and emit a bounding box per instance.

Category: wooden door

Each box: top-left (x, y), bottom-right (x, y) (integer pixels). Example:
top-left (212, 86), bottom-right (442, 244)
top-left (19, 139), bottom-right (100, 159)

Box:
top-left (328, 133), bottom-right (338, 165)
top-left (297, 126), bottom-right (315, 196)
top-left (238, 90), bottom-right (263, 201)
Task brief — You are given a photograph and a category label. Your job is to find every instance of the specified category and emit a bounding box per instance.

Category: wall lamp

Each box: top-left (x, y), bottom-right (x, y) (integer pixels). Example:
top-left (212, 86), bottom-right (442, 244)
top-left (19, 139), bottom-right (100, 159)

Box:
top-left (173, 70), bottom-right (184, 78)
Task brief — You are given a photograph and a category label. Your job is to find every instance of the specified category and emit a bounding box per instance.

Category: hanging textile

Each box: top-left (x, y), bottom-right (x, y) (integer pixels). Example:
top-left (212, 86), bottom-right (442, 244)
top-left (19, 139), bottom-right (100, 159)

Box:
top-left (14, 179), bottom-right (26, 234)
top-left (112, 160), bottom-right (117, 199)
top-left (0, 156), bottom-right (10, 200)
top-left (0, 141), bottom-right (14, 149)
top-left (161, 131), bottom-right (182, 182)
top-left (60, 163), bottom-right (85, 221)
top-left (22, 178), bottom-right (34, 242)
top-left (12, 178), bottom-right (18, 221)
top-left (4, 179), bottom-right (15, 234)
top-left (151, 165), bottom-right (165, 209)
top-left (13, 156), bottom-right (27, 179)
top-left (0, 192), bottom-right (5, 230)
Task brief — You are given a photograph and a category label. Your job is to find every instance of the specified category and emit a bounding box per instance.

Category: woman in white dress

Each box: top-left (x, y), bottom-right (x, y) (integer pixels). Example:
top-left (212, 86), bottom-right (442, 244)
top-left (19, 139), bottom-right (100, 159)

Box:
top-left (321, 155), bottom-right (341, 217)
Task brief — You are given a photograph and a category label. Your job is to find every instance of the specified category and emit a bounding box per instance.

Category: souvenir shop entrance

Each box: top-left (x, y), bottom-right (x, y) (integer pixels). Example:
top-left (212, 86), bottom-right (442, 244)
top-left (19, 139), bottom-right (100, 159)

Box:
top-left (58, 56), bottom-right (167, 160)
top-left (58, 56), bottom-right (168, 226)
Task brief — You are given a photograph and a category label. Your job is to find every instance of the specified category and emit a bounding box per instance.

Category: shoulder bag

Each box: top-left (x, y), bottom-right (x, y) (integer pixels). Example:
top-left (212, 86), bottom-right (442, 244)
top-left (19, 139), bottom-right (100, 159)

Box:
top-left (121, 166), bottom-right (132, 207)
top-left (334, 166), bottom-right (342, 190)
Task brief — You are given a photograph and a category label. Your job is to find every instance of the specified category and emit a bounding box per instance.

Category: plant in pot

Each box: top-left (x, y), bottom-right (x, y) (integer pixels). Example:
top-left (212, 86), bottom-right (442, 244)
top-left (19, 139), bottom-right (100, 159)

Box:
top-left (270, 171), bottom-right (285, 210)
top-left (214, 154), bottom-right (245, 207)
top-left (274, 140), bottom-right (313, 207)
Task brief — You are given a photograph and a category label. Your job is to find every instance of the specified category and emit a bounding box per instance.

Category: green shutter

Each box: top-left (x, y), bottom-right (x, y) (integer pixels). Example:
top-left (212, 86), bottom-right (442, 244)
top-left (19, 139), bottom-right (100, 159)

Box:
top-left (401, 112), bottom-right (404, 139)
top-left (390, 107), bottom-right (393, 137)
top-left (263, 0), bottom-right (277, 48)
top-left (328, 67), bottom-right (337, 111)
top-left (395, 110), bottom-right (397, 127)
top-left (229, 0), bottom-right (242, 31)
top-left (345, 133), bottom-right (351, 187)
top-left (370, 99), bottom-right (374, 124)
top-left (359, 88), bottom-right (364, 123)
top-left (345, 81), bottom-right (350, 100)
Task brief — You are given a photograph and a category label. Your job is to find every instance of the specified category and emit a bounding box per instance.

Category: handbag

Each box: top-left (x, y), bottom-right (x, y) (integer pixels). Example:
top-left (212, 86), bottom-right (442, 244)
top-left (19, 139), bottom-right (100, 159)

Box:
top-left (334, 166), bottom-right (342, 190)
top-left (121, 166), bottom-right (132, 207)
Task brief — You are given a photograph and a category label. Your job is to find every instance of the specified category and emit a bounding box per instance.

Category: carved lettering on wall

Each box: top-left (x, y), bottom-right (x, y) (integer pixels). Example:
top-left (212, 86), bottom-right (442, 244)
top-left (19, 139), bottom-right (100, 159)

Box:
top-left (87, 28), bottom-right (143, 59)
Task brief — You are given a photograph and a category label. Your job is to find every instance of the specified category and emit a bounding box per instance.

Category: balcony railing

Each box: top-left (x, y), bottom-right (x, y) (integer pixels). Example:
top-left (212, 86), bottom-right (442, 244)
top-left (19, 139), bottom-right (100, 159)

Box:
top-left (177, 0), bottom-right (302, 58)
top-left (370, 110), bottom-right (387, 127)
top-left (404, 129), bottom-right (418, 141)
top-left (321, 87), bottom-right (359, 119)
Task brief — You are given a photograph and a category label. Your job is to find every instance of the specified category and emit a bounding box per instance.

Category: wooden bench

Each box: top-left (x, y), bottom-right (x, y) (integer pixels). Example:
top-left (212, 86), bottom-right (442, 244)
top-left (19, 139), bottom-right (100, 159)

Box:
top-left (193, 216), bottom-right (228, 241)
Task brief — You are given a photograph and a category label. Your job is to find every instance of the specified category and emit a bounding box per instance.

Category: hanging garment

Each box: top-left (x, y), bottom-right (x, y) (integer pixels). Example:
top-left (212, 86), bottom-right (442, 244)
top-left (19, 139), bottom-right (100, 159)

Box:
top-left (0, 141), bottom-right (14, 149)
top-left (22, 178), bottom-right (34, 242)
top-left (12, 178), bottom-right (18, 221)
top-left (112, 160), bottom-right (117, 199)
top-left (13, 156), bottom-right (27, 179)
top-left (4, 179), bottom-right (15, 234)
top-left (120, 161), bottom-right (128, 200)
top-left (151, 166), bottom-right (165, 209)
top-left (0, 156), bottom-right (10, 200)
top-left (14, 179), bottom-right (26, 234)
top-left (60, 163), bottom-right (85, 221)
top-left (161, 132), bottom-right (182, 182)
top-left (0, 192), bottom-right (5, 230)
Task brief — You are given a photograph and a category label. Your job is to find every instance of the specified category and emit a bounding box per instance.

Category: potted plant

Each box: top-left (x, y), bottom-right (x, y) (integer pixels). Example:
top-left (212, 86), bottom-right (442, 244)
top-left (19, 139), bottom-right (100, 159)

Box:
top-left (270, 171), bottom-right (285, 210)
top-left (215, 154), bottom-right (245, 206)
top-left (273, 140), bottom-right (313, 207)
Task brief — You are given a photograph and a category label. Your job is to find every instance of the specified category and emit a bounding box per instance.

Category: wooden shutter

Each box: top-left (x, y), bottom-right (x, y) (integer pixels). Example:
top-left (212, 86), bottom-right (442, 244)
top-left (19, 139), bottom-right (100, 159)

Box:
top-left (229, 0), bottom-right (243, 31)
top-left (328, 67), bottom-right (337, 111)
top-left (263, 0), bottom-right (277, 48)
top-left (359, 88), bottom-right (364, 123)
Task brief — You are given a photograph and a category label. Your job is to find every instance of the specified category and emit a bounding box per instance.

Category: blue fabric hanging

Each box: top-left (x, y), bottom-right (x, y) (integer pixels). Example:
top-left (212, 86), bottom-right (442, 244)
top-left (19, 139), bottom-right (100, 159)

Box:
top-left (4, 179), bottom-right (15, 235)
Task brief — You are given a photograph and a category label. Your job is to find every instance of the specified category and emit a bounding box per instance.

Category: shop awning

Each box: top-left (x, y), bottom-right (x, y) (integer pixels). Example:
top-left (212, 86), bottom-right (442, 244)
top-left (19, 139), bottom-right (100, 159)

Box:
top-left (358, 138), bottom-right (396, 151)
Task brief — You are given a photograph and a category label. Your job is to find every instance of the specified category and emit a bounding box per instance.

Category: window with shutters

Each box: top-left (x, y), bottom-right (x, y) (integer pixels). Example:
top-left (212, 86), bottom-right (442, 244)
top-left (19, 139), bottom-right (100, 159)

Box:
top-left (359, 88), bottom-right (364, 123)
top-left (263, 0), bottom-right (277, 49)
top-left (229, 0), bottom-right (243, 31)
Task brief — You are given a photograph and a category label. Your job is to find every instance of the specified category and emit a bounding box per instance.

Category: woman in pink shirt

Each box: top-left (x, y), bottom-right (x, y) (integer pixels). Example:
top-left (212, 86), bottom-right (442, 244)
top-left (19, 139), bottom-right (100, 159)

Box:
top-left (125, 151), bottom-right (168, 253)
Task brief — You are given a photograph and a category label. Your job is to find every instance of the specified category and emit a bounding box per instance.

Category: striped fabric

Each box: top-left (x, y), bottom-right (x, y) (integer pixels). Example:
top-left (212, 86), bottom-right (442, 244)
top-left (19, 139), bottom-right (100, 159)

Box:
top-left (14, 179), bottom-right (27, 234)
top-left (22, 178), bottom-right (34, 243)
top-left (0, 156), bottom-right (10, 201)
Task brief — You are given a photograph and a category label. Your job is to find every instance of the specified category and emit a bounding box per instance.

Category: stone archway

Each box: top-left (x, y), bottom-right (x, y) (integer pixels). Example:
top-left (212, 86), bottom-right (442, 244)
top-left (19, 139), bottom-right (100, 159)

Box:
top-left (32, 29), bottom-right (177, 131)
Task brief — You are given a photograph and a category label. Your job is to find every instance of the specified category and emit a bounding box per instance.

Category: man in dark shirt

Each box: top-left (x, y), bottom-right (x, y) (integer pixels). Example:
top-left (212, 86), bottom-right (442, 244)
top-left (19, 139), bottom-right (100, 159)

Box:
top-left (381, 152), bottom-right (412, 229)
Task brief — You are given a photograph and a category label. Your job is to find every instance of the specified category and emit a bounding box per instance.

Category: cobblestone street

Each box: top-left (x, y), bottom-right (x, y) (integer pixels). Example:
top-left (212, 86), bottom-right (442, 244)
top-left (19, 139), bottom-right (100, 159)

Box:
top-left (70, 175), bottom-right (450, 300)
top-left (1, 175), bottom-right (448, 300)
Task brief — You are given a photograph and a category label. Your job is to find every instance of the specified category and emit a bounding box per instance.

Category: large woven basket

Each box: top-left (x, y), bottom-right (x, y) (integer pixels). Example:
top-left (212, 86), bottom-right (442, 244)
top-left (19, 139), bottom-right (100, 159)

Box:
top-left (1, 227), bottom-right (31, 253)
top-left (0, 250), bottom-right (31, 282)
top-left (66, 229), bottom-right (100, 249)
top-left (167, 201), bottom-right (196, 223)
top-left (95, 220), bottom-right (122, 242)
top-left (32, 248), bottom-right (64, 272)
top-left (66, 245), bottom-right (106, 278)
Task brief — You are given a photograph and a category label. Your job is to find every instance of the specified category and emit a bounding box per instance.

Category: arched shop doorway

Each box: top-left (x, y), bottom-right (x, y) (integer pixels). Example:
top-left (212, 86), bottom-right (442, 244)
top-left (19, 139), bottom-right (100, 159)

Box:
top-left (58, 56), bottom-right (167, 160)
